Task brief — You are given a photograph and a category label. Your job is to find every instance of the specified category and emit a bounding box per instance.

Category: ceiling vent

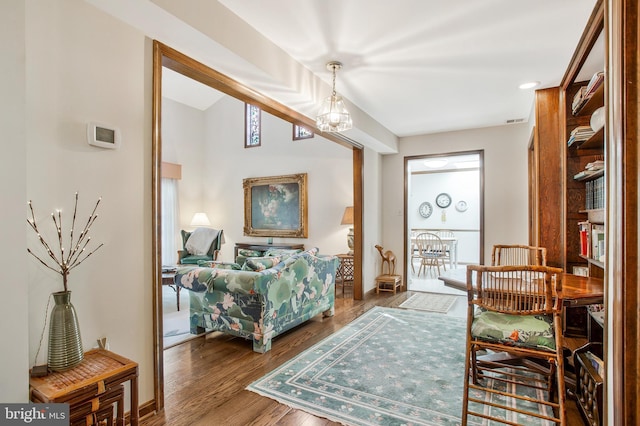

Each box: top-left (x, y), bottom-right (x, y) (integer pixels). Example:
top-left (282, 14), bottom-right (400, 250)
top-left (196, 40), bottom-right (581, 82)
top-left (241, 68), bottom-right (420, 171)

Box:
top-left (506, 118), bottom-right (526, 124)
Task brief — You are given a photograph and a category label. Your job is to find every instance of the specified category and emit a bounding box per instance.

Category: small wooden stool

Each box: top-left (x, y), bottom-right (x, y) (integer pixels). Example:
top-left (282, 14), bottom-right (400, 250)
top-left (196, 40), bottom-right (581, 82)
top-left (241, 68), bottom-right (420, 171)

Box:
top-left (375, 274), bottom-right (402, 294)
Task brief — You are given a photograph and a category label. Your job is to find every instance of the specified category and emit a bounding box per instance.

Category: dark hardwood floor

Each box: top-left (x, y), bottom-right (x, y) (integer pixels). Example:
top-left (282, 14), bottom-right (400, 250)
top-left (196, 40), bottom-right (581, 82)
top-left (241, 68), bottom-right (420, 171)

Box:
top-left (142, 289), bottom-right (585, 426)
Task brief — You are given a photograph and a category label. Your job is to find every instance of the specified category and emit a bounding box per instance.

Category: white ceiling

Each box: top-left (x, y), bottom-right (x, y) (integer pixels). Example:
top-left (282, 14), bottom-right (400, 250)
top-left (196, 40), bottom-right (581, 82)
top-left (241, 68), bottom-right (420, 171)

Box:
top-left (95, 0), bottom-right (601, 140)
top-left (215, 0), bottom-right (599, 137)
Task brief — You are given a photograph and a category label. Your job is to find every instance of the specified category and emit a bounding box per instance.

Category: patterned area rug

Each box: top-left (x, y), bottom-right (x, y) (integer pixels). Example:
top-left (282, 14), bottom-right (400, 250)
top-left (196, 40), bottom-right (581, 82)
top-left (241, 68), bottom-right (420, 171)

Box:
top-left (399, 292), bottom-right (459, 313)
top-left (247, 307), bottom-right (553, 425)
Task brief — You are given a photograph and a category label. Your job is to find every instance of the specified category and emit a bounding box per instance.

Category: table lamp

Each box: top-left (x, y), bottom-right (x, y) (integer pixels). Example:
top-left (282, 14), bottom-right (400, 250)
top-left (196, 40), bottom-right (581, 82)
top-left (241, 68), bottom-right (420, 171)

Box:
top-left (190, 212), bottom-right (211, 228)
top-left (341, 206), bottom-right (354, 255)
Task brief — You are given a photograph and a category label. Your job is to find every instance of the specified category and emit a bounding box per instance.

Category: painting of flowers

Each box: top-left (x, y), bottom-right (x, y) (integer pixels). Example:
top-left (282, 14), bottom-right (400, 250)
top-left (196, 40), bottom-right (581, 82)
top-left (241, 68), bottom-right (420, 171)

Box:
top-left (243, 173), bottom-right (308, 238)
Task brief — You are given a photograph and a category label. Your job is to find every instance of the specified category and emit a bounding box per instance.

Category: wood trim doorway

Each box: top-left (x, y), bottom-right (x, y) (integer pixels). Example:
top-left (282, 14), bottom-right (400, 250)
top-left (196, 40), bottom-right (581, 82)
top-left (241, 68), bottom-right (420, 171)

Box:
top-left (152, 41), bottom-right (364, 413)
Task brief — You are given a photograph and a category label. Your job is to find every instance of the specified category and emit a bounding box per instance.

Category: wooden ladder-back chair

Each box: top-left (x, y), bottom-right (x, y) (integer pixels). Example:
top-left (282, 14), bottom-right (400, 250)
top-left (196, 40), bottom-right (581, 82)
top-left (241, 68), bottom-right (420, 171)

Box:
top-left (462, 264), bottom-right (566, 425)
top-left (492, 244), bottom-right (547, 266)
top-left (414, 232), bottom-right (448, 277)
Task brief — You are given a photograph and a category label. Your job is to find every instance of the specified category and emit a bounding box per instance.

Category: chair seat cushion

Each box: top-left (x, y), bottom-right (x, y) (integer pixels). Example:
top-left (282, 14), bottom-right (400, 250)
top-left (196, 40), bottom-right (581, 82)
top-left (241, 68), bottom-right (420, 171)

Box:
top-left (180, 255), bottom-right (212, 265)
top-left (471, 308), bottom-right (556, 351)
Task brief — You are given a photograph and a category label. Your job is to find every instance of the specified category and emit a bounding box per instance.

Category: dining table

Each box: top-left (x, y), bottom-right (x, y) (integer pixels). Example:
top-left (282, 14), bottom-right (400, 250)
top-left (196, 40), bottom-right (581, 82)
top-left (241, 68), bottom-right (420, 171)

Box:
top-left (437, 268), bottom-right (604, 307)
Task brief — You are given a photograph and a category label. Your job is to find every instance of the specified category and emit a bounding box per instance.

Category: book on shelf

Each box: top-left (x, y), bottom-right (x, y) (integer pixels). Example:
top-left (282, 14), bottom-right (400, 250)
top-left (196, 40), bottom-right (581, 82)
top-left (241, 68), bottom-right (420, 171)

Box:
top-left (573, 265), bottom-right (589, 277)
top-left (585, 159), bottom-right (604, 170)
top-left (585, 71), bottom-right (605, 97)
top-left (585, 175), bottom-right (605, 209)
top-left (567, 125), bottom-right (595, 147)
top-left (572, 71), bottom-right (605, 115)
top-left (572, 86), bottom-right (588, 114)
top-left (591, 224), bottom-right (605, 262)
top-left (578, 221), bottom-right (590, 257)
top-left (574, 169), bottom-right (601, 180)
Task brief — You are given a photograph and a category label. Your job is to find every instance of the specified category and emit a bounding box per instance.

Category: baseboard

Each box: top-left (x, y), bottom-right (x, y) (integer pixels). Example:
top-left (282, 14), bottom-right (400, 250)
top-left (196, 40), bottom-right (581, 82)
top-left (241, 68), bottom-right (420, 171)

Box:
top-left (125, 399), bottom-right (156, 424)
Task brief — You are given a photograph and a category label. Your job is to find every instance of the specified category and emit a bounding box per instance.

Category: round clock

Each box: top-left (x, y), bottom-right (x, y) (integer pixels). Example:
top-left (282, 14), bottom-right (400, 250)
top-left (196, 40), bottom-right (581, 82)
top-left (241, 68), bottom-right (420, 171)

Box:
top-left (418, 201), bottom-right (433, 218)
top-left (455, 200), bottom-right (468, 212)
top-left (435, 193), bottom-right (452, 209)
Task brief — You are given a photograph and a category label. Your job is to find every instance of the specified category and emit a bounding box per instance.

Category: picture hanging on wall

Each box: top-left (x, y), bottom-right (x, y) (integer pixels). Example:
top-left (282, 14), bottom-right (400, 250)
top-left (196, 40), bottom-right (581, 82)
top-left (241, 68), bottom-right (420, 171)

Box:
top-left (243, 173), bottom-right (308, 238)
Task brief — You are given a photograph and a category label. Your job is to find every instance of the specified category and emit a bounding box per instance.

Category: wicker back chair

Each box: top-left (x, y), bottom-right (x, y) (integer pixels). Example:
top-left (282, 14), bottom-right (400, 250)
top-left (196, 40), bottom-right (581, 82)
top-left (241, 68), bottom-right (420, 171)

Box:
top-left (461, 264), bottom-right (566, 425)
top-left (491, 244), bottom-right (547, 266)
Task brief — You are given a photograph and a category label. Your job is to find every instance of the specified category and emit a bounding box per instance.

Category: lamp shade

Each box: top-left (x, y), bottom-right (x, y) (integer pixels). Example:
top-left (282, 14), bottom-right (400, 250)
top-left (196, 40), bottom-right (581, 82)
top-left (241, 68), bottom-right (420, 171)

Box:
top-left (340, 206), bottom-right (354, 225)
top-left (190, 212), bottom-right (211, 227)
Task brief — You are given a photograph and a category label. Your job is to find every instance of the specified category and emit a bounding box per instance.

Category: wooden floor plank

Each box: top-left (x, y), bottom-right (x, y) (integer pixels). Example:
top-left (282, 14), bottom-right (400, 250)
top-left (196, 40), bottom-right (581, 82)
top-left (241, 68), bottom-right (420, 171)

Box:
top-left (142, 290), bottom-right (585, 426)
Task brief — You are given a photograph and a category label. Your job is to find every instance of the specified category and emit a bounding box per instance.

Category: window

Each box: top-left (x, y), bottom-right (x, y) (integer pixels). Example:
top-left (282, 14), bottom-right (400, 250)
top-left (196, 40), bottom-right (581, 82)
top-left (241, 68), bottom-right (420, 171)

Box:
top-left (245, 103), bottom-right (261, 147)
top-left (161, 177), bottom-right (180, 266)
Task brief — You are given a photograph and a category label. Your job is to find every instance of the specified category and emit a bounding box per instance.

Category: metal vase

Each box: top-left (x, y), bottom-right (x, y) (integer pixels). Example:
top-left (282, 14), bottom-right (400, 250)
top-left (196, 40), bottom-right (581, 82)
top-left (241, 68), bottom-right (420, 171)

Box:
top-left (48, 291), bottom-right (84, 371)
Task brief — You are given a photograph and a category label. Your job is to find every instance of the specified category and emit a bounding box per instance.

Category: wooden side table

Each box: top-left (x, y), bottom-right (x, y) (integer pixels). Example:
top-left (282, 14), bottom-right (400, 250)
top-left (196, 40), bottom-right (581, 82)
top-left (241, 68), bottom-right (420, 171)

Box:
top-left (30, 349), bottom-right (139, 426)
top-left (336, 254), bottom-right (354, 295)
top-left (375, 274), bottom-right (402, 294)
top-left (162, 270), bottom-right (181, 311)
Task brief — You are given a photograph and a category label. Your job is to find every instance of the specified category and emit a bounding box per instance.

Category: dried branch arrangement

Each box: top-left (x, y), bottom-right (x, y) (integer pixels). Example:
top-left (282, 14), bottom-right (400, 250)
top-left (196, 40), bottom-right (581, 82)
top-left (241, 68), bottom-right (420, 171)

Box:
top-left (27, 193), bottom-right (104, 292)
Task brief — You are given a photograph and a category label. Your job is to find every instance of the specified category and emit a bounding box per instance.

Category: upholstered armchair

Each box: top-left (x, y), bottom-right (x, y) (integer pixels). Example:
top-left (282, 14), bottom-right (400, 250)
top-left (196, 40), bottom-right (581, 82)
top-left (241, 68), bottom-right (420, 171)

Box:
top-left (177, 228), bottom-right (223, 265)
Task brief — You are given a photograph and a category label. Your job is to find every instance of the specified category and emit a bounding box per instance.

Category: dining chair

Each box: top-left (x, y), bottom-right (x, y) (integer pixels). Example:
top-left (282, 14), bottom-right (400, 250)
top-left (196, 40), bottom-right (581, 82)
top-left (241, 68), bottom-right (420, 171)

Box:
top-left (491, 244), bottom-right (547, 266)
top-left (436, 230), bottom-right (455, 265)
top-left (414, 232), bottom-right (448, 277)
top-left (461, 264), bottom-right (566, 425)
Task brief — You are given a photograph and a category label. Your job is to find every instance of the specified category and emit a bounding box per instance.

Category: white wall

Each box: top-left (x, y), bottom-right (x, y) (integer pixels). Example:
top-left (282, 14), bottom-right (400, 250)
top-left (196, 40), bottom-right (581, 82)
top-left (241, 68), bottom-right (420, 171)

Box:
top-left (382, 124), bottom-right (531, 275)
top-left (161, 97), bottom-right (207, 229)
top-left (202, 96), bottom-right (354, 260)
top-left (363, 148), bottom-right (383, 292)
top-left (162, 95), bottom-right (354, 261)
top-left (409, 170), bottom-right (480, 264)
top-left (1, 0), bottom-right (29, 402)
top-left (24, 0), bottom-right (154, 404)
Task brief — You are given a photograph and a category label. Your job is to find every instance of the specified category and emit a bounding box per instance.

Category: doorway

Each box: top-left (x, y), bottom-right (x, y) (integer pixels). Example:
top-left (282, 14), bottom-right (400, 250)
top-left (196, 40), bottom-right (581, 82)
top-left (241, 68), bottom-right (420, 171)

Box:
top-left (405, 151), bottom-right (483, 293)
top-left (152, 41), bottom-right (365, 411)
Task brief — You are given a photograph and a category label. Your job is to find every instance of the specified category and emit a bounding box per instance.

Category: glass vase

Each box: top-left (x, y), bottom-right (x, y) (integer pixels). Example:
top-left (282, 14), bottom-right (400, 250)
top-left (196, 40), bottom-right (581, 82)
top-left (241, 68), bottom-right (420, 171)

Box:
top-left (48, 291), bottom-right (84, 371)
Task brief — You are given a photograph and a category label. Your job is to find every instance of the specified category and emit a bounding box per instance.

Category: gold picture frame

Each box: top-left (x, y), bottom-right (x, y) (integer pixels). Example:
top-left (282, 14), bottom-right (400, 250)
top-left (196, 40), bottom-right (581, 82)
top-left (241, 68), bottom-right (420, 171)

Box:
top-left (243, 173), bottom-right (308, 238)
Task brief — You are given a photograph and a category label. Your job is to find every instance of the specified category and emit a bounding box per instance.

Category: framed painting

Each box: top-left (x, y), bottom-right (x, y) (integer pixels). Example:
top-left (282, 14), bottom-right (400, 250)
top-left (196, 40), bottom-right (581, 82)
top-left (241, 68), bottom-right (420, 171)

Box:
top-left (243, 173), bottom-right (308, 238)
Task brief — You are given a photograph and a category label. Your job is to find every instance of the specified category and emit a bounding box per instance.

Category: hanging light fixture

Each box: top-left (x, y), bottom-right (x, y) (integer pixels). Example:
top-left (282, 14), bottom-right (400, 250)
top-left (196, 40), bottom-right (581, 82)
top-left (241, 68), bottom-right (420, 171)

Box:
top-left (316, 61), bottom-right (352, 132)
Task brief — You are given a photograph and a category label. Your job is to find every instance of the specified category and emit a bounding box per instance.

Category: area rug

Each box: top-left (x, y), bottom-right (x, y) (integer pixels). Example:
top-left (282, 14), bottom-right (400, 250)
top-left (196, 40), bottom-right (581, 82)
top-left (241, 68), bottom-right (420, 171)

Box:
top-left (247, 306), bottom-right (553, 426)
top-left (398, 292), bottom-right (458, 313)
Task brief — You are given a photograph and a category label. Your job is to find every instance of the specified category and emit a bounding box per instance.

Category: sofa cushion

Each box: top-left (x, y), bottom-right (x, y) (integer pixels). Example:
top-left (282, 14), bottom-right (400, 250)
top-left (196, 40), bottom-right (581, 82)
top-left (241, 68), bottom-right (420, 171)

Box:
top-left (263, 248), bottom-right (302, 258)
top-left (198, 260), bottom-right (242, 270)
top-left (244, 256), bottom-right (284, 271)
top-left (238, 248), bottom-right (263, 257)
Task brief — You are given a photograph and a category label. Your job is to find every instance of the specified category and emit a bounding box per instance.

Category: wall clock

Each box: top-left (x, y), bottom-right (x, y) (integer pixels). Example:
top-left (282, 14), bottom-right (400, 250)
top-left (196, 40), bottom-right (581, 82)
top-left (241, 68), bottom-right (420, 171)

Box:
top-left (435, 193), bottom-right (452, 209)
top-left (455, 200), bottom-right (469, 212)
top-left (418, 201), bottom-right (433, 218)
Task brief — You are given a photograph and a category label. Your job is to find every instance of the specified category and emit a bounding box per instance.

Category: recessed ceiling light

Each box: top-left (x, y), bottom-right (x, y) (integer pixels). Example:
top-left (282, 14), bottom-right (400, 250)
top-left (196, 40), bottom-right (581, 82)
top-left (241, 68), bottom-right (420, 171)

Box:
top-left (519, 81), bottom-right (540, 90)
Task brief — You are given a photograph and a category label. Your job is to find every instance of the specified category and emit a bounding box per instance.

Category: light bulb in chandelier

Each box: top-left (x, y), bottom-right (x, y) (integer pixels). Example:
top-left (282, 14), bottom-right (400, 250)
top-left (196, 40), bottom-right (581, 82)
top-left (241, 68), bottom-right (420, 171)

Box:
top-left (316, 61), bottom-right (352, 132)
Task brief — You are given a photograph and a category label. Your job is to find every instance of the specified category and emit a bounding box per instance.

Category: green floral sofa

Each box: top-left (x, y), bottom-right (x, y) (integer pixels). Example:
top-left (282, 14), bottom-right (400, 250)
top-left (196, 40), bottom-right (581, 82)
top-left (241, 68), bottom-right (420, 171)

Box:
top-left (174, 247), bottom-right (338, 353)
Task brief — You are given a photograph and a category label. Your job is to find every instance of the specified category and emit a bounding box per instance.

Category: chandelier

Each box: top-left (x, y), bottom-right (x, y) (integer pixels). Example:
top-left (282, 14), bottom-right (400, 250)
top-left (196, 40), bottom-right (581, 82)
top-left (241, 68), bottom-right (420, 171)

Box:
top-left (316, 61), bottom-right (352, 132)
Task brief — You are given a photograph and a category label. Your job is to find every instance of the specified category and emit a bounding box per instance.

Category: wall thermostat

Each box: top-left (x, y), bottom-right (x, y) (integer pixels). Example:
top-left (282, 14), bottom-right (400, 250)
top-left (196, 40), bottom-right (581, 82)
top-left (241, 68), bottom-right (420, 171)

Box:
top-left (87, 122), bottom-right (121, 149)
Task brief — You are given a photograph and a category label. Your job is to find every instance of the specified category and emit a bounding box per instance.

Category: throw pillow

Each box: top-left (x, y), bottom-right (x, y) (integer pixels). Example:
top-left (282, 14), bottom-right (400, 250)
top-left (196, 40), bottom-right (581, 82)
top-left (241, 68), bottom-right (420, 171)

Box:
top-left (244, 256), bottom-right (283, 272)
top-left (198, 260), bottom-right (241, 270)
top-left (238, 248), bottom-right (263, 257)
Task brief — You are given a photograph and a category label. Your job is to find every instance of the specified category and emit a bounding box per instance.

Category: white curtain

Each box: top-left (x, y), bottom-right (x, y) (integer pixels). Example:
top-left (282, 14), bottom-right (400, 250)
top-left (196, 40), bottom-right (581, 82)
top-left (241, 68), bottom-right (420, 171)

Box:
top-left (161, 178), bottom-right (180, 266)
